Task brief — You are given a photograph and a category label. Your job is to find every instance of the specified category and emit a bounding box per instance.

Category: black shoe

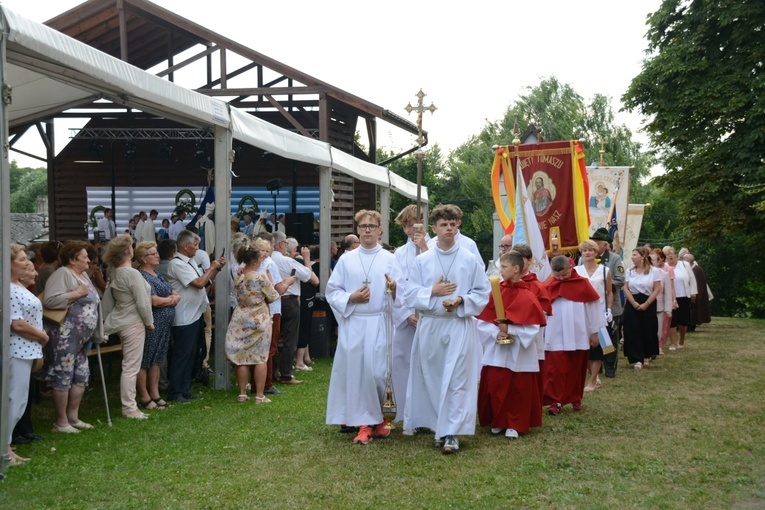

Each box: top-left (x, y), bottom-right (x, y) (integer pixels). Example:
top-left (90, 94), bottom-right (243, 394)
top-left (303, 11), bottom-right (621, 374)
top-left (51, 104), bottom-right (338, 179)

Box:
top-left (183, 393), bottom-right (203, 400)
top-left (25, 433), bottom-right (45, 442)
top-left (264, 387), bottom-right (281, 395)
top-left (11, 435), bottom-right (32, 445)
top-left (168, 395), bottom-right (191, 404)
top-left (339, 424), bottom-right (358, 433)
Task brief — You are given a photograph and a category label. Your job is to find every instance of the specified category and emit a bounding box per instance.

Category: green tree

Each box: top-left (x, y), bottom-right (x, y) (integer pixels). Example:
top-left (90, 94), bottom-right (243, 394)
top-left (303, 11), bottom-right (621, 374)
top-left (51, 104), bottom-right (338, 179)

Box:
top-left (622, 0), bottom-right (765, 317)
top-left (622, 0), bottom-right (765, 243)
top-left (10, 161), bottom-right (47, 213)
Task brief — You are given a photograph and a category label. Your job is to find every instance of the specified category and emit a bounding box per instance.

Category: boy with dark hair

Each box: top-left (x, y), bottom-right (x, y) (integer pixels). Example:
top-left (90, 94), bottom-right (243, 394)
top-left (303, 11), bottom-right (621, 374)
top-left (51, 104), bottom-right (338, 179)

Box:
top-left (403, 204), bottom-right (490, 454)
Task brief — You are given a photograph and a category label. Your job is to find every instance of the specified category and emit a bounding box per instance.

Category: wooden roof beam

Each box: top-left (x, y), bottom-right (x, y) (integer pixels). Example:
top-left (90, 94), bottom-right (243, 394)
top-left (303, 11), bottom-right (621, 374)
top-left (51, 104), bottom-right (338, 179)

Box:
top-left (156, 44), bottom-right (218, 78)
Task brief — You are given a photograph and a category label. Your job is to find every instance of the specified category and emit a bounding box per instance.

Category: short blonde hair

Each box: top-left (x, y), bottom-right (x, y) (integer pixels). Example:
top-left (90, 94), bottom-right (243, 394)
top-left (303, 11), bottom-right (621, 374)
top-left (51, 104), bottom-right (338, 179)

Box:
top-left (394, 204), bottom-right (422, 226)
top-left (135, 241), bottom-right (157, 262)
top-left (578, 239), bottom-right (599, 252)
top-left (355, 209), bottom-right (381, 225)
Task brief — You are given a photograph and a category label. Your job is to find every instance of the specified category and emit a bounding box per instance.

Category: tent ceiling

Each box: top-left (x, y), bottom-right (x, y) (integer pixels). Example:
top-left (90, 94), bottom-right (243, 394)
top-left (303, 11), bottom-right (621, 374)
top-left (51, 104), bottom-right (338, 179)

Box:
top-left (1, 5), bottom-right (427, 201)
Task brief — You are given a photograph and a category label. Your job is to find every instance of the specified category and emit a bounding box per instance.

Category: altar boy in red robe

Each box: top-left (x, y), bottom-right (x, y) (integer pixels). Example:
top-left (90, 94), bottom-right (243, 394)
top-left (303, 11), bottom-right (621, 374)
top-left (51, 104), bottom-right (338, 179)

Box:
top-left (475, 251), bottom-right (547, 439)
top-left (542, 255), bottom-right (604, 415)
top-left (512, 243), bottom-right (553, 397)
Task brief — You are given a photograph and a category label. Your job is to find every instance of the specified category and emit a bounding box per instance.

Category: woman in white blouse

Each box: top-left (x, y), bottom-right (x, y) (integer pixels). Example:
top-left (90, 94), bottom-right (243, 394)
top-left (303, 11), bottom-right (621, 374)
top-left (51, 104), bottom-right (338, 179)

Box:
top-left (8, 244), bottom-right (48, 465)
top-left (575, 240), bottom-right (613, 391)
top-left (623, 247), bottom-right (661, 369)
top-left (663, 246), bottom-right (698, 350)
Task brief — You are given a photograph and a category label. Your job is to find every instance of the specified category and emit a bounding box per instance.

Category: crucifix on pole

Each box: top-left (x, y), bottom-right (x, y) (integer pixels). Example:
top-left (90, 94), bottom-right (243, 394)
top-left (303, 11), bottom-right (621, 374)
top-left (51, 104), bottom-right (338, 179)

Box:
top-left (405, 89), bottom-right (437, 223)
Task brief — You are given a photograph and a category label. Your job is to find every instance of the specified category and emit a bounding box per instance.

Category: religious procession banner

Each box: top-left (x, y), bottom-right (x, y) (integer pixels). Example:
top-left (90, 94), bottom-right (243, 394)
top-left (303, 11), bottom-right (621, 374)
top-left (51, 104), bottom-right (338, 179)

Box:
top-left (491, 140), bottom-right (590, 253)
top-left (586, 166), bottom-right (630, 246)
top-left (623, 203), bottom-right (647, 255)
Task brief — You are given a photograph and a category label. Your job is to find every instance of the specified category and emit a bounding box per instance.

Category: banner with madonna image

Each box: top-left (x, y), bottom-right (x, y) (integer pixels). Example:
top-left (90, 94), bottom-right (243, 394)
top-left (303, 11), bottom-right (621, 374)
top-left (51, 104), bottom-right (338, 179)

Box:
top-left (586, 166), bottom-right (630, 247)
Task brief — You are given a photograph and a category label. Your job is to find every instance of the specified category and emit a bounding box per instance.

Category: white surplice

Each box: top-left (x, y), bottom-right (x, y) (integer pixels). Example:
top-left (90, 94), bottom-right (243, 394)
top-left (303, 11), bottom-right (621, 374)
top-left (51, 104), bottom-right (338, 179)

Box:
top-left (390, 236), bottom-right (433, 422)
top-left (403, 243), bottom-right (490, 437)
top-left (325, 244), bottom-right (402, 426)
top-left (544, 297), bottom-right (605, 351)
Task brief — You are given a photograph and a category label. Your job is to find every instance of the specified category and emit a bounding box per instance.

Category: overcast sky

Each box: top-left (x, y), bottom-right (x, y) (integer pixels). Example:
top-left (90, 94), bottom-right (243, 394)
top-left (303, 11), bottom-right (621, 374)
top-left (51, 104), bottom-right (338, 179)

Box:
top-left (3, 0), bottom-right (662, 166)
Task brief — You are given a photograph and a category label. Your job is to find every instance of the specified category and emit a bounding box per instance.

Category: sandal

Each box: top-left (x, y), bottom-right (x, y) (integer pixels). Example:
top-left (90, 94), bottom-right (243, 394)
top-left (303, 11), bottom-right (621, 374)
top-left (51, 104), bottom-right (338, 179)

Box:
top-left (139, 400), bottom-right (158, 410)
top-left (237, 394), bottom-right (250, 403)
top-left (254, 395), bottom-right (271, 404)
top-left (152, 398), bottom-right (169, 409)
top-left (70, 420), bottom-right (94, 430)
top-left (52, 424), bottom-right (80, 434)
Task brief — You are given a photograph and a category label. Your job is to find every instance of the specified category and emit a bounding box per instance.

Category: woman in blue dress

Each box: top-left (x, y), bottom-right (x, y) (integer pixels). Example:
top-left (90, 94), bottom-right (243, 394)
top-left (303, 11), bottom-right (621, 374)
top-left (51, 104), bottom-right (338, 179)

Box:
top-left (136, 241), bottom-right (180, 409)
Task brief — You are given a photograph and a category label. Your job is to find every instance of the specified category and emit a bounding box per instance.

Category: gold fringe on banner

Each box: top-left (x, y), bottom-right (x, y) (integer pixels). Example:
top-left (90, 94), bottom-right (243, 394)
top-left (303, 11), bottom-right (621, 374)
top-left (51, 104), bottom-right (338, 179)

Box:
top-left (497, 146), bottom-right (574, 158)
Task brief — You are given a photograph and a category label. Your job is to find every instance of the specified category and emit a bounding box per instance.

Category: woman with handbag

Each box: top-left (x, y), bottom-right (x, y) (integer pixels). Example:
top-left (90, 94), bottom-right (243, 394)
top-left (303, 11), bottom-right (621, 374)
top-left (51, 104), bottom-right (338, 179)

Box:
top-left (575, 240), bottom-right (613, 392)
top-left (8, 244), bottom-right (48, 465)
top-left (102, 234), bottom-right (155, 419)
top-left (42, 240), bottom-right (104, 433)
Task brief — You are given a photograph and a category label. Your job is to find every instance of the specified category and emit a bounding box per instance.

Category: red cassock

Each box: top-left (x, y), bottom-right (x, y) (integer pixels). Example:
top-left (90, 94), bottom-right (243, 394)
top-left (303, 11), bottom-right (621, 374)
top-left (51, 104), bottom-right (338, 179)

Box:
top-left (542, 273), bottom-right (600, 407)
top-left (476, 280), bottom-right (546, 434)
top-left (522, 272), bottom-right (552, 398)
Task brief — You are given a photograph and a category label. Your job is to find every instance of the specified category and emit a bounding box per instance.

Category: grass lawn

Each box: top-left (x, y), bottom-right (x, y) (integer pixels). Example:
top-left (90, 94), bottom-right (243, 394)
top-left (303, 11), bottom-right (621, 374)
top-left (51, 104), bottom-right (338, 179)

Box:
top-left (2, 317), bottom-right (764, 509)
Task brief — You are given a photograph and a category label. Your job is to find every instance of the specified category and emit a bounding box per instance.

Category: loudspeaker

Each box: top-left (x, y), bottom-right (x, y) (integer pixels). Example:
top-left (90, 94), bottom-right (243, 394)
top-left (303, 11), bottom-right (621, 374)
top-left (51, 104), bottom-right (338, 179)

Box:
top-left (285, 212), bottom-right (314, 245)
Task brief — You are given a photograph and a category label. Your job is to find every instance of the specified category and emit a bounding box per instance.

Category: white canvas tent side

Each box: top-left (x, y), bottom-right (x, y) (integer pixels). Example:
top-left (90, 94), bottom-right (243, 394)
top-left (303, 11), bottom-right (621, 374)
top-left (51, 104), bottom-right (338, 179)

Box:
top-left (0, 5), bottom-right (427, 473)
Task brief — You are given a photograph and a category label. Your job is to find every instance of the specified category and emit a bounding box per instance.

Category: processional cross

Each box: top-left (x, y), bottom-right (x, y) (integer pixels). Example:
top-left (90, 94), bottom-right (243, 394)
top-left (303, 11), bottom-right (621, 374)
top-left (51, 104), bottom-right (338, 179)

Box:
top-left (405, 89), bottom-right (437, 221)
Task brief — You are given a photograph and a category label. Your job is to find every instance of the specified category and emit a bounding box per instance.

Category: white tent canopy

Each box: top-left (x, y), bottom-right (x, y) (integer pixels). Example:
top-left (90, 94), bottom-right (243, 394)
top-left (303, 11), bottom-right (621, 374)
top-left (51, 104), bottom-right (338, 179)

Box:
top-left (0, 4), bottom-right (428, 473)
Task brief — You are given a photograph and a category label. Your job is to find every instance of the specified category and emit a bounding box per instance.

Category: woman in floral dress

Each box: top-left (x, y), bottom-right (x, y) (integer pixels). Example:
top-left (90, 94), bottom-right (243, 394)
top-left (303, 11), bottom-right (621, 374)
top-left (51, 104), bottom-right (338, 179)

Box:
top-left (226, 239), bottom-right (279, 403)
top-left (42, 240), bottom-right (104, 433)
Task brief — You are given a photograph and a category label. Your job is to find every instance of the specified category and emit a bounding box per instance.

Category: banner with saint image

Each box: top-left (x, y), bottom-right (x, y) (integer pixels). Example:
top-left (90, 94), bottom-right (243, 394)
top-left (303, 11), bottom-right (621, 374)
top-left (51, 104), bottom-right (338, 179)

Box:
top-left (496, 140), bottom-right (590, 254)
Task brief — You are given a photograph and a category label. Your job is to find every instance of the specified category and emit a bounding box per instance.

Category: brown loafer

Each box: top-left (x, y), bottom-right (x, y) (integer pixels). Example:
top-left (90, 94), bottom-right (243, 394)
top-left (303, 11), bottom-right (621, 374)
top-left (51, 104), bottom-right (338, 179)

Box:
top-left (278, 377), bottom-right (303, 385)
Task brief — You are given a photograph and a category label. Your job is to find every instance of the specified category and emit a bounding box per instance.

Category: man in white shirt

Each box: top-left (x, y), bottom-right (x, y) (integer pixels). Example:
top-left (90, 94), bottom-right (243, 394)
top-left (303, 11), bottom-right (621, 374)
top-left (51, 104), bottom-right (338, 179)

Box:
top-left (140, 209), bottom-right (158, 244)
top-left (271, 231), bottom-right (318, 385)
top-left (169, 210), bottom-right (187, 240)
top-left (165, 230), bottom-right (225, 403)
top-left (97, 208), bottom-right (117, 240)
top-left (134, 211), bottom-right (148, 244)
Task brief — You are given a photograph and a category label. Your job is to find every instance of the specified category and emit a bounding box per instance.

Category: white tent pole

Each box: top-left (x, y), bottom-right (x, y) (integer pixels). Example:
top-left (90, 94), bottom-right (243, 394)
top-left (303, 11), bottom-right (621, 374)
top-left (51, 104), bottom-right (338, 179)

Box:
top-left (213, 124), bottom-right (231, 390)
top-left (0, 29), bottom-right (13, 475)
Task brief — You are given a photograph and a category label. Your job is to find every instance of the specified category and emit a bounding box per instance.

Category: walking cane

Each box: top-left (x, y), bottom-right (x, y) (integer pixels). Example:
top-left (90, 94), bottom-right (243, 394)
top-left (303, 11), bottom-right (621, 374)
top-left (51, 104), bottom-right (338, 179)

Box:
top-left (95, 344), bottom-right (112, 427)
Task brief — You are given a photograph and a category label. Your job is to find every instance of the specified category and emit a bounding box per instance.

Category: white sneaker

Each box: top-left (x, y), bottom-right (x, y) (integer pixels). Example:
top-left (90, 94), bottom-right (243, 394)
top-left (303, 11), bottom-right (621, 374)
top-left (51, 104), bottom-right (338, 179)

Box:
top-left (505, 429), bottom-right (519, 439)
top-left (634, 362), bottom-right (643, 370)
top-left (491, 427), bottom-right (504, 435)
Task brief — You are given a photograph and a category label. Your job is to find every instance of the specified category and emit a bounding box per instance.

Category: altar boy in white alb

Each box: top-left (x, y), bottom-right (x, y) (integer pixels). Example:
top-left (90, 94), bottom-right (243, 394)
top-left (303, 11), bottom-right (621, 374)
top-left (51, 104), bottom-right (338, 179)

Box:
top-left (403, 204), bottom-right (490, 454)
top-left (325, 210), bottom-right (401, 446)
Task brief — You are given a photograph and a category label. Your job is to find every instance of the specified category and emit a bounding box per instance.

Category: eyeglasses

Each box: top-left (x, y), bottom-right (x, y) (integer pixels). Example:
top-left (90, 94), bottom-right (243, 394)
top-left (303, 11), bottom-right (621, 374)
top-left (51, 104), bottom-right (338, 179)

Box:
top-left (499, 244), bottom-right (512, 250)
top-left (146, 252), bottom-right (159, 257)
top-left (358, 224), bottom-right (379, 231)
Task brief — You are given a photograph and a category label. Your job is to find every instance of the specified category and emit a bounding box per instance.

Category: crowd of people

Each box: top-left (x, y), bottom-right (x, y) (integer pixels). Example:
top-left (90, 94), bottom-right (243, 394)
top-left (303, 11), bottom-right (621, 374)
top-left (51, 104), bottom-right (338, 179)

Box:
top-left (5, 203), bottom-right (713, 465)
